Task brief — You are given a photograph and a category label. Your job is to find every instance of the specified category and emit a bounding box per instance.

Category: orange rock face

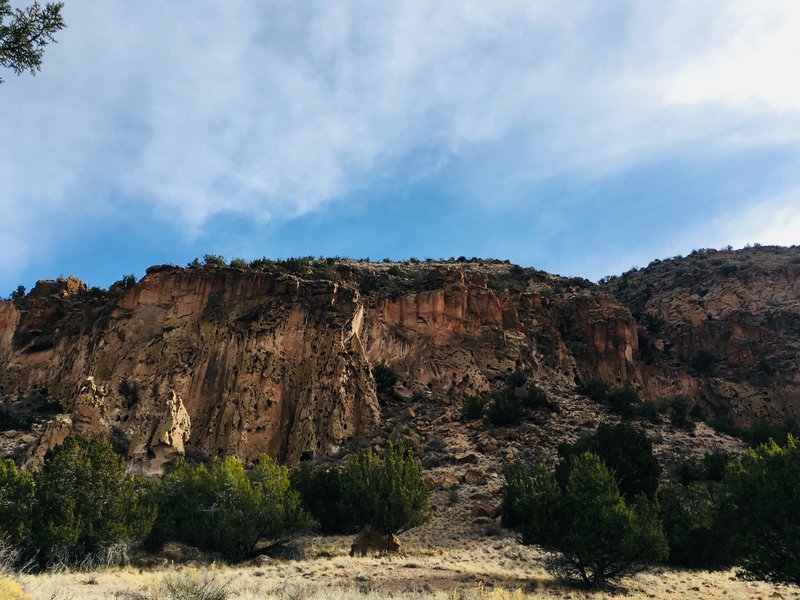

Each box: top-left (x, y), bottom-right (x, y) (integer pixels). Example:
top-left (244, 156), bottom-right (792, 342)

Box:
top-left (0, 268), bottom-right (381, 470)
top-left (8, 251), bottom-right (793, 470)
top-left (604, 246), bottom-right (800, 424)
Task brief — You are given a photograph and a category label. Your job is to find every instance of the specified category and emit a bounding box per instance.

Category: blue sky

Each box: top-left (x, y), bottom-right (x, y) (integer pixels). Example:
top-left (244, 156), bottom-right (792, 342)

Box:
top-left (1, 1), bottom-right (799, 293)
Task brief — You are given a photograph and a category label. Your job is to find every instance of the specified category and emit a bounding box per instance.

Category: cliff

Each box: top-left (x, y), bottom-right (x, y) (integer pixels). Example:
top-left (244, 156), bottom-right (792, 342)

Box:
top-left (1, 248), bottom-right (797, 470)
top-left (602, 245), bottom-right (800, 424)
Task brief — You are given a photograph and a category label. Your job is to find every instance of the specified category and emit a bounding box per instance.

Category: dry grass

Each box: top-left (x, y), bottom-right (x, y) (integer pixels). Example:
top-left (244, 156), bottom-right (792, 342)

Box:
top-left (14, 532), bottom-right (800, 600)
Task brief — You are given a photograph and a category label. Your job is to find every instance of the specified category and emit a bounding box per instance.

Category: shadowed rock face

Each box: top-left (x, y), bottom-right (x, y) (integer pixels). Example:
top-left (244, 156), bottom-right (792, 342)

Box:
top-left (1, 248), bottom-right (796, 470)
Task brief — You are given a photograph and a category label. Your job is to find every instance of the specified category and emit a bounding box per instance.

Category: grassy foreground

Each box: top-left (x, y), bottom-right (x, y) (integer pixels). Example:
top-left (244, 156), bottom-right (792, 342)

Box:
top-left (8, 534), bottom-right (800, 600)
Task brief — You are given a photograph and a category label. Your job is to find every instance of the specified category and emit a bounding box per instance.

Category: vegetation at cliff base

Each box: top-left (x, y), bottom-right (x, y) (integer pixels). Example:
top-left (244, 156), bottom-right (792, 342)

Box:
top-left (511, 452), bottom-right (667, 588)
top-left (147, 455), bottom-right (311, 561)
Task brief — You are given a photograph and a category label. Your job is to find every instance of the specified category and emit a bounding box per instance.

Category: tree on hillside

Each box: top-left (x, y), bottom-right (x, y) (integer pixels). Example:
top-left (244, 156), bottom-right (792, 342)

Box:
top-left (30, 435), bottom-right (156, 567)
top-left (717, 436), bottom-right (800, 584)
top-left (0, 0), bottom-right (64, 84)
top-left (558, 422), bottom-right (661, 500)
top-left (515, 452), bottom-right (667, 588)
top-left (343, 443), bottom-right (431, 537)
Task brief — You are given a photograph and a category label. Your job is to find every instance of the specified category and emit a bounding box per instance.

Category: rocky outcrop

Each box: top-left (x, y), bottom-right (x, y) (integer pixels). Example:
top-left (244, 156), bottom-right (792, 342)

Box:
top-left (603, 245), bottom-right (800, 424)
top-left (0, 268), bottom-right (381, 470)
top-left (3, 248), bottom-right (795, 470)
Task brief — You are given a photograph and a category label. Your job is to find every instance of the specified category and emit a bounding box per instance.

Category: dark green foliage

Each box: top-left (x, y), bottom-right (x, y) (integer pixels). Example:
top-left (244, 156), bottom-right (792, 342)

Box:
top-left (228, 257), bottom-right (248, 269)
top-left (558, 423), bottom-right (661, 500)
top-left (342, 444), bottom-right (431, 534)
top-left (148, 456), bottom-right (310, 561)
top-left (372, 363), bottom-right (398, 394)
top-left (29, 435), bottom-right (156, 567)
top-left (277, 256), bottom-right (314, 275)
top-left (0, 458), bottom-right (34, 545)
top-left (290, 463), bottom-right (355, 535)
top-left (504, 369), bottom-right (528, 388)
top-left (461, 395), bottom-right (485, 421)
top-left (708, 416), bottom-right (800, 448)
top-left (691, 350), bottom-right (717, 373)
top-left (583, 380), bottom-right (657, 421)
top-left (636, 400), bottom-right (660, 423)
top-left (659, 395), bottom-right (696, 430)
top-left (9, 285), bottom-right (25, 300)
top-left (485, 388), bottom-right (523, 426)
top-left (0, 0), bottom-right (64, 83)
top-left (501, 461), bottom-right (535, 528)
top-left (744, 418), bottom-right (800, 447)
top-left (702, 450), bottom-right (731, 482)
top-left (119, 274), bottom-right (136, 290)
top-left (515, 452), bottom-right (668, 588)
top-left (202, 254), bottom-right (226, 267)
top-left (675, 451), bottom-right (731, 487)
top-left (656, 482), bottom-right (727, 568)
top-left (387, 265), bottom-right (403, 277)
top-left (717, 437), bottom-right (800, 584)
top-left (509, 264), bottom-right (525, 276)
top-left (605, 386), bottom-right (641, 420)
top-left (523, 385), bottom-right (559, 413)
top-left (582, 380), bottom-right (609, 403)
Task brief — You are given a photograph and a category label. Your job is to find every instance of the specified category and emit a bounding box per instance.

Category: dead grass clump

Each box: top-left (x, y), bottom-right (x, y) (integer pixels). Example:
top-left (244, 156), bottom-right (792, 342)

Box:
top-left (138, 569), bottom-right (230, 600)
top-left (0, 575), bottom-right (28, 600)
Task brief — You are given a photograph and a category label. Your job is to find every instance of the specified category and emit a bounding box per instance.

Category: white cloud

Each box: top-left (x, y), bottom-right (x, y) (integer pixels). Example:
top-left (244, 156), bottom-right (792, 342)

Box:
top-left (711, 191), bottom-right (800, 249)
top-left (1, 0), bottom-right (800, 286)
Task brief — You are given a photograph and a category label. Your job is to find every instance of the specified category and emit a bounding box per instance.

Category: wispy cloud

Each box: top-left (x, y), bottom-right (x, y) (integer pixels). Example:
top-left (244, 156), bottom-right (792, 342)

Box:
top-left (0, 1), bottom-right (798, 287)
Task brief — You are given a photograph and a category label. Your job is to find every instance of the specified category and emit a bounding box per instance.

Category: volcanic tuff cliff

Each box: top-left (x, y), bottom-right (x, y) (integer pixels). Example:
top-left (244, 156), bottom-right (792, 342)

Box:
top-left (601, 245), bottom-right (800, 425)
top-left (0, 247), bottom-right (797, 472)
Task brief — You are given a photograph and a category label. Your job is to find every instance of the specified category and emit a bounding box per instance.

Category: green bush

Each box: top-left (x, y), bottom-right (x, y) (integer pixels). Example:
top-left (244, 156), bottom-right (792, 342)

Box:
top-left (583, 381), bottom-right (658, 422)
top-left (558, 423), bottom-right (661, 500)
top-left (0, 459), bottom-right (34, 546)
top-left (372, 363), bottom-right (398, 395)
top-left (691, 350), bottom-right (717, 373)
top-left (516, 452), bottom-right (668, 588)
top-left (500, 461), bottom-right (535, 528)
top-left (387, 265), bottom-right (403, 277)
top-left (290, 463), bottom-right (355, 535)
top-left (29, 435), bottom-right (156, 567)
top-left (504, 369), bottom-right (528, 388)
top-left (524, 385), bottom-right (559, 413)
top-left (342, 444), bottom-right (431, 535)
top-left (656, 482), bottom-right (727, 568)
top-left (605, 386), bottom-right (641, 420)
top-left (717, 436), bottom-right (800, 583)
top-left (148, 456), bottom-right (310, 561)
top-left (8, 286), bottom-right (25, 301)
top-left (660, 395), bottom-right (696, 430)
top-left (708, 416), bottom-right (800, 448)
top-left (461, 395), bottom-right (485, 421)
top-left (486, 388), bottom-right (524, 426)
top-left (582, 380), bottom-right (609, 403)
top-left (228, 257), bottom-right (248, 269)
top-left (202, 254), bottom-right (226, 267)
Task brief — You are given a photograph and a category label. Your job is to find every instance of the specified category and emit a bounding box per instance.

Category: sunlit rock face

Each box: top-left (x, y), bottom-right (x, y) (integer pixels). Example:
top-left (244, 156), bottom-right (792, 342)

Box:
top-left (602, 245), bottom-right (800, 425)
top-left (1, 247), bottom-right (796, 471)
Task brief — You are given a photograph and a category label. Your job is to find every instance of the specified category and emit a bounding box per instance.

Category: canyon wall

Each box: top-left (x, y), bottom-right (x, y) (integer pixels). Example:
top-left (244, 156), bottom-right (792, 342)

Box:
top-left (1, 246), bottom-right (797, 469)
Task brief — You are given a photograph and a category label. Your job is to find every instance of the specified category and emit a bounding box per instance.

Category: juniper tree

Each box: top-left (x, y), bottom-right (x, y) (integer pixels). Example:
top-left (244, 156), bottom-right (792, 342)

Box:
top-left (0, 0), bottom-right (64, 83)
